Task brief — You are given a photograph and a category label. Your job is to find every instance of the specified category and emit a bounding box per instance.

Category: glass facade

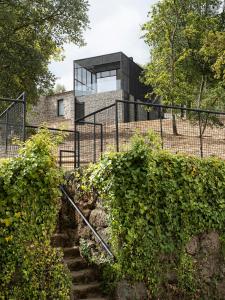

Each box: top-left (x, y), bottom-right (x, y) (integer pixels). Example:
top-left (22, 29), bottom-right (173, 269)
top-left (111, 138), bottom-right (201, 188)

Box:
top-left (96, 70), bottom-right (120, 93)
top-left (74, 63), bottom-right (121, 97)
top-left (74, 63), bottom-right (97, 97)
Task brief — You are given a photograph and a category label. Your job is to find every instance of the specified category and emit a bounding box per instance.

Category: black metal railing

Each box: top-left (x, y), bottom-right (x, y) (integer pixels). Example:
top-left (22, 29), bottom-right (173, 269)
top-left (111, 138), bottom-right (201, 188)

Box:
top-left (1, 94), bottom-right (225, 169)
top-left (0, 93), bottom-right (26, 157)
top-left (25, 125), bottom-right (80, 170)
top-left (75, 100), bottom-right (225, 165)
top-left (60, 185), bottom-right (114, 260)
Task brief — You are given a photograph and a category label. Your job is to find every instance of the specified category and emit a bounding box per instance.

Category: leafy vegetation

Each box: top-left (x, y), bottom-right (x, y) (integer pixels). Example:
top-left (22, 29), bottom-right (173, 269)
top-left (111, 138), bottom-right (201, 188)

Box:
top-left (0, 0), bottom-right (89, 103)
top-left (0, 128), bottom-right (71, 299)
top-left (143, 0), bottom-right (225, 134)
top-left (85, 131), bottom-right (225, 298)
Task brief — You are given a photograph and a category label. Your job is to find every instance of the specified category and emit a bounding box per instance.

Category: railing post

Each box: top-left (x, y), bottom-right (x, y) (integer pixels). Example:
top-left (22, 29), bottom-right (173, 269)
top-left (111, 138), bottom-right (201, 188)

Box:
top-left (22, 92), bottom-right (26, 142)
top-left (115, 101), bottom-right (119, 152)
top-left (59, 150), bottom-right (62, 167)
top-left (100, 123), bottom-right (103, 154)
top-left (77, 131), bottom-right (80, 168)
top-left (5, 111), bottom-right (8, 154)
top-left (159, 106), bottom-right (164, 149)
top-left (198, 112), bottom-right (203, 158)
top-left (93, 114), bottom-right (96, 163)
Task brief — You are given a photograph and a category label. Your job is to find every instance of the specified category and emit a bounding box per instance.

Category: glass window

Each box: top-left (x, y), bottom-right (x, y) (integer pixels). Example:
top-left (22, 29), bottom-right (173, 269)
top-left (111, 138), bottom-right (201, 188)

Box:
top-left (97, 76), bottom-right (117, 93)
top-left (96, 70), bottom-right (117, 79)
top-left (57, 99), bottom-right (64, 116)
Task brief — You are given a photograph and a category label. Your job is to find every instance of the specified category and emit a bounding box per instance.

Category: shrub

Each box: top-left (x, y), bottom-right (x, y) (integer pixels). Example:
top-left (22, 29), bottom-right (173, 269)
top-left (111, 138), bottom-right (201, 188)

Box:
top-left (87, 131), bottom-right (225, 298)
top-left (0, 128), bottom-right (71, 300)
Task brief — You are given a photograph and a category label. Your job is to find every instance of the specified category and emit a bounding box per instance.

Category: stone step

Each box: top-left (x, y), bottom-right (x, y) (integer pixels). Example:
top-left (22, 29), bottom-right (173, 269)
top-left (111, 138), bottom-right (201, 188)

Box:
top-left (51, 233), bottom-right (70, 247)
top-left (71, 269), bottom-right (96, 284)
top-left (72, 282), bottom-right (102, 299)
top-left (64, 257), bottom-right (88, 271)
top-left (63, 246), bottom-right (80, 258)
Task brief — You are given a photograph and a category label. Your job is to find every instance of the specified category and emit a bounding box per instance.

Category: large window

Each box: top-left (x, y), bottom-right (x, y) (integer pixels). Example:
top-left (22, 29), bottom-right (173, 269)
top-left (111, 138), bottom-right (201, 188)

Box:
top-left (97, 70), bottom-right (119, 93)
top-left (57, 99), bottom-right (64, 116)
top-left (74, 63), bottom-right (121, 96)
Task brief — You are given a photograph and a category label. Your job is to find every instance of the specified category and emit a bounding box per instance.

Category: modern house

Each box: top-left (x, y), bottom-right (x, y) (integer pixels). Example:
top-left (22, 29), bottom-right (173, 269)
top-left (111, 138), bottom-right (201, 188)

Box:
top-left (27, 52), bottom-right (156, 128)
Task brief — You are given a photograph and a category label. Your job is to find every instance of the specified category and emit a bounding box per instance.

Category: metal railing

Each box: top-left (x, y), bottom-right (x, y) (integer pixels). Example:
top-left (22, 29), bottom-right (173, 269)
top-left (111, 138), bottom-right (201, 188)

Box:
top-left (60, 185), bottom-right (114, 260)
top-left (75, 100), bottom-right (225, 165)
top-left (25, 125), bottom-right (80, 170)
top-left (0, 93), bottom-right (26, 157)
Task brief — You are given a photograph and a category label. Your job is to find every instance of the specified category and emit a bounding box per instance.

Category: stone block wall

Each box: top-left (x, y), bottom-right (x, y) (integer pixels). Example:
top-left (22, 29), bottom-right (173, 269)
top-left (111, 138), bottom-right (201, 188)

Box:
top-left (27, 90), bottom-right (125, 127)
top-left (77, 90), bottom-right (124, 124)
top-left (27, 89), bottom-right (154, 129)
top-left (27, 91), bottom-right (74, 128)
top-left (64, 174), bottom-right (225, 300)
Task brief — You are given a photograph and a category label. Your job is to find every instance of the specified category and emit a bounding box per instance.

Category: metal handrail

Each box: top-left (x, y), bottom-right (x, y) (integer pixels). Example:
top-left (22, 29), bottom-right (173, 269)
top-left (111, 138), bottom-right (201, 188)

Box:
top-left (116, 99), bottom-right (225, 116)
top-left (26, 125), bottom-right (79, 134)
top-left (75, 103), bottom-right (116, 123)
top-left (0, 102), bottom-right (16, 119)
top-left (60, 185), bottom-right (114, 260)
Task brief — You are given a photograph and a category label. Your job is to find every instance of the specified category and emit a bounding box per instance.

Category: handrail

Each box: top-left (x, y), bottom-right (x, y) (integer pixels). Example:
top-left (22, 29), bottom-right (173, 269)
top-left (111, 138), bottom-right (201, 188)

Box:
top-left (116, 99), bottom-right (225, 116)
top-left (26, 125), bottom-right (79, 134)
top-left (75, 103), bottom-right (116, 123)
top-left (0, 102), bottom-right (16, 119)
top-left (60, 185), bottom-right (114, 260)
top-left (0, 93), bottom-right (25, 119)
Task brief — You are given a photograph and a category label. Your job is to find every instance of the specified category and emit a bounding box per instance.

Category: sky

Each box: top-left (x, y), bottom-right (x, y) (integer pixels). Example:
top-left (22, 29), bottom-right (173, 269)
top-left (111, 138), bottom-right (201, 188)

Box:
top-left (49, 0), bottom-right (158, 91)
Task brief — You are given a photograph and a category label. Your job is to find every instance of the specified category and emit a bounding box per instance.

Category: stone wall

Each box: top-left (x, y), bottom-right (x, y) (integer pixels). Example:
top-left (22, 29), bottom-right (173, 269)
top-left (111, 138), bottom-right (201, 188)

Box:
top-left (27, 91), bottom-right (74, 128)
top-left (27, 90), bottom-right (125, 127)
top-left (64, 174), bottom-right (225, 300)
top-left (77, 90), bottom-right (124, 124)
top-left (27, 89), bottom-right (155, 131)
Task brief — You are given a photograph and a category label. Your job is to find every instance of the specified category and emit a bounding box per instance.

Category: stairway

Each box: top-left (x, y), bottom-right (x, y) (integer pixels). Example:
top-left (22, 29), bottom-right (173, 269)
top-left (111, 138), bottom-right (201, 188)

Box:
top-left (52, 232), bottom-right (108, 300)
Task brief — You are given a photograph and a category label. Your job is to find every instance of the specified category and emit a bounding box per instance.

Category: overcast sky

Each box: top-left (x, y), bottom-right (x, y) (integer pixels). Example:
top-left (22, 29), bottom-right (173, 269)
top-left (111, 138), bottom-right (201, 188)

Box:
top-left (49, 0), bottom-right (158, 90)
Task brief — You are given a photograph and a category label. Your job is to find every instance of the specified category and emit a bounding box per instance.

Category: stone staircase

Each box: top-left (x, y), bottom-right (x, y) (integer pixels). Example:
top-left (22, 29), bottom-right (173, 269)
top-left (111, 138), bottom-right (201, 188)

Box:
top-left (52, 232), bottom-right (108, 300)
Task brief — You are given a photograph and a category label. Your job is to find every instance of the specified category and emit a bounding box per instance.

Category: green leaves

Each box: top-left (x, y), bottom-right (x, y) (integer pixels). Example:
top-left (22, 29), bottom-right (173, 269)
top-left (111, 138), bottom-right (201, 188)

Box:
top-left (0, 0), bottom-right (89, 102)
top-left (87, 131), bottom-right (225, 298)
top-left (143, 0), bottom-right (225, 113)
top-left (0, 129), bottom-right (70, 299)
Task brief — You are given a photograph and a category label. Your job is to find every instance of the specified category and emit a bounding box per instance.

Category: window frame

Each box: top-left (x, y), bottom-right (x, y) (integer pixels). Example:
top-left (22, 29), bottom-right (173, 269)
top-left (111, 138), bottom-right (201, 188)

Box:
top-left (57, 99), bottom-right (64, 117)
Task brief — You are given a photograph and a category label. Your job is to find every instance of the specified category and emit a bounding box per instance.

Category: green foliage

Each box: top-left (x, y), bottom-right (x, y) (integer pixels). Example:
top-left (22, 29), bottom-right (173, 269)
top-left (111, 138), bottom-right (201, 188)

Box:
top-left (0, 128), bottom-right (71, 299)
top-left (86, 130), bottom-right (225, 298)
top-left (142, 0), bottom-right (225, 111)
top-left (0, 0), bottom-right (89, 103)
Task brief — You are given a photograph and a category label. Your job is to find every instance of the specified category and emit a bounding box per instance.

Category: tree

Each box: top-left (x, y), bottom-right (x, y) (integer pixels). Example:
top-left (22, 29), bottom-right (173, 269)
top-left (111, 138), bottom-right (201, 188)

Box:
top-left (143, 0), bottom-right (225, 135)
top-left (0, 0), bottom-right (89, 104)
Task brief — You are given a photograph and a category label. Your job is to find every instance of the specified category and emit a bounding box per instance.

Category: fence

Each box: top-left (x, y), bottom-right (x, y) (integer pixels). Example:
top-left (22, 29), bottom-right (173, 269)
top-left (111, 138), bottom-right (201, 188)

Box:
top-left (0, 93), bottom-right (79, 169)
top-left (1, 95), bottom-right (225, 169)
top-left (25, 125), bottom-right (80, 170)
top-left (0, 93), bottom-right (26, 158)
top-left (75, 100), bottom-right (225, 166)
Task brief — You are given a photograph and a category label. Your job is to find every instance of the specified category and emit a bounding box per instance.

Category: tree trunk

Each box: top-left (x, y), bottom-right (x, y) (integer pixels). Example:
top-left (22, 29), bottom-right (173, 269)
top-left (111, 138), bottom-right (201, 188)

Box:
top-left (172, 112), bottom-right (178, 136)
top-left (197, 75), bottom-right (205, 108)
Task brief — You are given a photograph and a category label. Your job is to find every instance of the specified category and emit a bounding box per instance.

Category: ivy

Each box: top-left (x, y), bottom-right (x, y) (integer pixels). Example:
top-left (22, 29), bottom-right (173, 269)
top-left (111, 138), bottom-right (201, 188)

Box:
top-left (86, 131), bottom-right (225, 298)
top-left (0, 129), bottom-right (71, 300)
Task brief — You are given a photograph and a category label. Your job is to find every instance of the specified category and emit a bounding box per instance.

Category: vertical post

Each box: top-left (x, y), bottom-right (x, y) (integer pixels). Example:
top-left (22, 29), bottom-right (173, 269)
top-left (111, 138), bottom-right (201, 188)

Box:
top-left (115, 101), bottom-right (119, 152)
top-left (73, 61), bottom-right (77, 169)
top-left (77, 131), bottom-right (80, 168)
top-left (93, 114), bottom-right (96, 162)
top-left (5, 111), bottom-right (8, 154)
top-left (159, 106), bottom-right (164, 149)
top-left (59, 150), bottom-right (62, 167)
top-left (198, 112), bottom-right (203, 158)
top-left (22, 92), bottom-right (26, 142)
top-left (100, 123), bottom-right (103, 154)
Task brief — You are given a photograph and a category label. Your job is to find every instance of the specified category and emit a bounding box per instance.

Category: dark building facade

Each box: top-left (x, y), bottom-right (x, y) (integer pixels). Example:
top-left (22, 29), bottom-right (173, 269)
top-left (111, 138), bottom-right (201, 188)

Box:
top-left (74, 52), bottom-right (152, 122)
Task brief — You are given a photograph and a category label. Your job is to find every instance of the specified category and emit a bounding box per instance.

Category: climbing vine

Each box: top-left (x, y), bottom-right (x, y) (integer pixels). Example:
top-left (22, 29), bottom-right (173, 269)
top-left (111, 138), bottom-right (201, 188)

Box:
top-left (85, 131), bottom-right (225, 298)
top-left (0, 129), bottom-right (71, 300)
